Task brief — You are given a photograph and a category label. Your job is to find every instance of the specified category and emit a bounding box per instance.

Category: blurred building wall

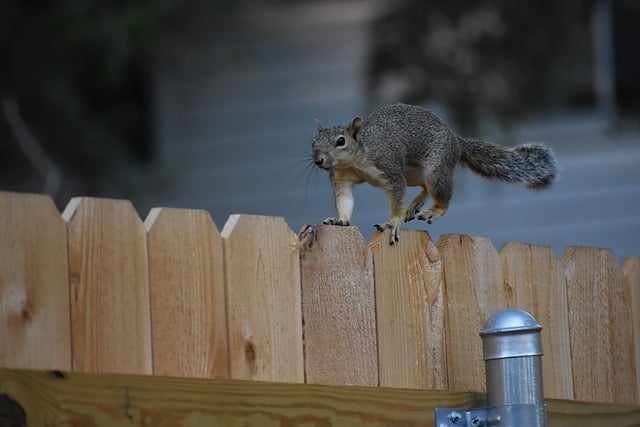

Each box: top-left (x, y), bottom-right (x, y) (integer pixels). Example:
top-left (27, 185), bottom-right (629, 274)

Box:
top-left (141, 0), bottom-right (640, 260)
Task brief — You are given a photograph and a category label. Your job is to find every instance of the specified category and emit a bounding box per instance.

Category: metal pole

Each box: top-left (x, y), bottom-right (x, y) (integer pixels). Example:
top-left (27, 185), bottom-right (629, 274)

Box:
top-left (479, 309), bottom-right (547, 427)
top-left (435, 308), bottom-right (547, 426)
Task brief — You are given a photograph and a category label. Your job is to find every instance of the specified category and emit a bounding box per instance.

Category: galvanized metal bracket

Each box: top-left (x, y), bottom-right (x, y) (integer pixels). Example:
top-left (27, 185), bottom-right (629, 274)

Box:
top-left (435, 407), bottom-right (491, 427)
top-left (435, 403), bottom-right (546, 427)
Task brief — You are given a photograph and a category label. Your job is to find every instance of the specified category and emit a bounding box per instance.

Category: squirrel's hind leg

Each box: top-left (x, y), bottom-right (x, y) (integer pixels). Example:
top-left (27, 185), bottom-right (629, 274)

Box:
top-left (404, 185), bottom-right (429, 222)
top-left (415, 166), bottom-right (453, 224)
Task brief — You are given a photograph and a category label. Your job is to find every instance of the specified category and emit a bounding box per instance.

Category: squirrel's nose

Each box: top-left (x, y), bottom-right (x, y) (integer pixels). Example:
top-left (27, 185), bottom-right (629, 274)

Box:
top-left (312, 150), bottom-right (324, 166)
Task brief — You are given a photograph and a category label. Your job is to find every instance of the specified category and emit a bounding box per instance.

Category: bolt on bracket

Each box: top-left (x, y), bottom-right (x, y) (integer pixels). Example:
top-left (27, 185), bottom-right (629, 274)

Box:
top-left (435, 407), bottom-right (490, 427)
top-left (435, 403), bottom-right (546, 427)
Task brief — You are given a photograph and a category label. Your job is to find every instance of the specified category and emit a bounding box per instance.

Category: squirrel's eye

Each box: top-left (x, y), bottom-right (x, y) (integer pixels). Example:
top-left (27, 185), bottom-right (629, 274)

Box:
top-left (336, 136), bottom-right (346, 147)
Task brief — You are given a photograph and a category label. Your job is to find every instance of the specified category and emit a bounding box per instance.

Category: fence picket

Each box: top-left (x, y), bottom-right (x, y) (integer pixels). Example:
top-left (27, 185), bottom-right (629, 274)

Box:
top-left (500, 242), bottom-right (573, 399)
top-left (222, 215), bottom-right (303, 383)
top-left (63, 197), bottom-right (151, 374)
top-left (1, 191), bottom-right (640, 405)
top-left (0, 192), bottom-right (71, 370)
top-left (563, 247), bottom-right (636, 404)
top-left (299, 225), bottom-right (377, 386)
top-left (437, 234), bottom-right (505, 393)
top-left (145, 208), bottom-right (228, 378)
top-left (623, 256), bottom-right (640, 404)
top-left (370, 229), bottom-right (446, 389)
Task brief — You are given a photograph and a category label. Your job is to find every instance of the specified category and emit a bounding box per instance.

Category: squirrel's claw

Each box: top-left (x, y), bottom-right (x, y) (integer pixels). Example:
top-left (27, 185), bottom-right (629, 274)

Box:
top-left (416, 206), bottom-right (446, 224)
top-left (374, 222), bottom-right (400, 245)
top-left (323, 217), bottom-right (350, 226)
top-left (298, 224), bottom-right (317, 248)
top-left (404, 208), bottom-right (418, 223)
top-left (416, 212), bottom-right (433, 224)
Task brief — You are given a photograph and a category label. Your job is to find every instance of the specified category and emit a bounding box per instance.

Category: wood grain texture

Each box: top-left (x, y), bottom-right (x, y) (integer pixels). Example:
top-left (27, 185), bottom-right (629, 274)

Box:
top-left (0, 368), bottom-right (478, 427)
top-left (221, 215), bottom-right (303, 383)
top-left (145, 208), bottom-right (228, 379)
top-left (370, 229), bottom-right (446, 390)
top-left (437, 234), bottom-right (505, 393)
top-left (2, 368), bottom-right (640, 427)
top-left (500, 242), bottom-right (573, 400)
top-left (623, 256), bottom-right (640, 404)
top-left (545, 398), bottom-right (640, 427)
top-left (0, 192), bottom-right (71, 370)
top-left (299, 225), bottom-right (377, 386)
top-left (63, 197), bottom-right (151, 375)
top-left (562, 247), bottom-right (636, 404)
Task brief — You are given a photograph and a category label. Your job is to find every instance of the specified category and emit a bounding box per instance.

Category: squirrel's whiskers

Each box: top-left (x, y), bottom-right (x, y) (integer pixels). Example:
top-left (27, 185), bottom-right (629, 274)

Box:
top-left (311, 103), bottom-right (558, 245)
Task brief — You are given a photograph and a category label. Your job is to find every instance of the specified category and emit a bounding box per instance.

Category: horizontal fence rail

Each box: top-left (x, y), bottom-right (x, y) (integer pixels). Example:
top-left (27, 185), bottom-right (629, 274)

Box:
top-left (0, 191), bottom-right (639, 406)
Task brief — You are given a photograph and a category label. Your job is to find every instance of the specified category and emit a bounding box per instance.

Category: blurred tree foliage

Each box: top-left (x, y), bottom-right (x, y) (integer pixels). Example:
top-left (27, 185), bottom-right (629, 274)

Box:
top-left (0, 0), bottom-right (182, 205)
top-left (366, 0), bottom-right (589, 131)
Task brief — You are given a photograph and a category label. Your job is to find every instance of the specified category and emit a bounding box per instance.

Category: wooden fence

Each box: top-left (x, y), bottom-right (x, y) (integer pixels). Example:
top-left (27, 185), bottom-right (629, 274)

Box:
top-left (1, 191), bottom-right (639, 407)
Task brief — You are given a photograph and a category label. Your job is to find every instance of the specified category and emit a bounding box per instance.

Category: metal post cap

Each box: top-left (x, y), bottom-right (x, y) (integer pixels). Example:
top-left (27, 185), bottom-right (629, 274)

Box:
top-left (480, 308), bottom-right (542, 335)
top-left (479, 309), bottom-right (543, 360)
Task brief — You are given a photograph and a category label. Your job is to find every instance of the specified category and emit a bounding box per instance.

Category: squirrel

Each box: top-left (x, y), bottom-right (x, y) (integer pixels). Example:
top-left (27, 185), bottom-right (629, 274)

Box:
top-left (311, 103), bottom-right (558, 245)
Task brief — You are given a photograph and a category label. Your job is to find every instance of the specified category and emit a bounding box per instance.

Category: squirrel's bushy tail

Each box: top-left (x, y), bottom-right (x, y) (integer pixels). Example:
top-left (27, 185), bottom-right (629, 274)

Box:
top-left (458, 137), bottom-right (558, 190)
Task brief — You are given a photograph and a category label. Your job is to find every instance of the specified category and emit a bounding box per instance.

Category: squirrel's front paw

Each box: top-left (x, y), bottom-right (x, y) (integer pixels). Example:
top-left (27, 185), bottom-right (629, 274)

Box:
top-left (374, 222), bottom-right (400, 245)
top-left (323, 217), bottom-right (350, 226)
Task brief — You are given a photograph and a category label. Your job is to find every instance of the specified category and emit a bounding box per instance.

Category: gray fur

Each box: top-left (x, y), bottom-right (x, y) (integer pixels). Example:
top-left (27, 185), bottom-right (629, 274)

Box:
top-left (311, 103), bottom-right (558, 244)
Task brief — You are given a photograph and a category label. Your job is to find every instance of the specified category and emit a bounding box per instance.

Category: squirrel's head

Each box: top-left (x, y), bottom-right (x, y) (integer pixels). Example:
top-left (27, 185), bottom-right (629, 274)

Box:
top-left (311, 116), bottom-right (362, 171)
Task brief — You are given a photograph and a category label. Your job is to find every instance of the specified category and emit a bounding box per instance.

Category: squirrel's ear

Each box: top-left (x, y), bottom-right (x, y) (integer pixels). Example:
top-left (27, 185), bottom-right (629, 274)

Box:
top-left (348, 116), bottom-right (363, 138)
top-left (314, 119), bottom-right (323, 132)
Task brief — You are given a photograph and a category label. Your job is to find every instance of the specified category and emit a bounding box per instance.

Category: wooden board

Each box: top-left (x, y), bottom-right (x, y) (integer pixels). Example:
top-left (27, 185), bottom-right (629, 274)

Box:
top-left (562, 247), bottom-right (636, 404)
top-left (299, 225), bottom-right (377, 386)
top-left (0, 192), bottom-right (71, 370)
top-left (370, 229), bottom-right (446, 389)
top-left (437, 234), bottom-right (505, 393)
top-left (545, 398), bottom-right (640, 427)
top-left (623, 256), bottom-right (640, 404)
top-left (63, 198), bottom-right (151, 374)
top-left (500, 242), bottom-right (573, 400)
top-left (221, 215), bottom-right (303, 383)
top-left (2, 368), bottom-right (640, 427)
top-left (145, 208), bottom-right (228, 379)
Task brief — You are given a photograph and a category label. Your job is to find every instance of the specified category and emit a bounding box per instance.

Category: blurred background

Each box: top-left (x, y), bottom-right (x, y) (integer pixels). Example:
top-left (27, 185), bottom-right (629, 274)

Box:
top-left (1, 0), bottom-right (639, 260)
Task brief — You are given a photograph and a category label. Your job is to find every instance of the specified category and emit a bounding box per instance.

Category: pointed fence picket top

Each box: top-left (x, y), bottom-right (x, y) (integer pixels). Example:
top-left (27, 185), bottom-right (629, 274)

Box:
top-left (63, 197), bottom-right (151, 375)
top-left (145, 208), bottom-right (229, 379)
top-left (2, 191), bottom-right (640, 408)
top-left (299, 225), bottom-right (378, 386)
top-left (623, 256), bottom-right (640, 404)
top-left (221, 214), bottom-right (303, 383)
top-left (370, 229), bottom-right (446, 390)
top-left (562, 247), bottom-right (636, 404)
top-left (437, 234), bottom-right (506, 393)
top-left (500, 242), bottom-right (573, 400)
top-left (0, 191), bottom-right (71, 370)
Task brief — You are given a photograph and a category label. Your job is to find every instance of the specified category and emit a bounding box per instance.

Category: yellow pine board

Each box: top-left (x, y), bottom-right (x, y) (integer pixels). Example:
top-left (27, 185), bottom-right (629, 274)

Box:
top-left (221, 215), bottom-right (303, 383)
top-left (437, 234), bottom-right (505, 393)
top-left (63, 197), bottom-right (151, 375)
top-left (370, 229), bottom-right (446, 390)
top-left (300, 225), bottom-right (377, 386)
top-left (500, 241), bottom-right (573, 400)
top-left (145, 208), bottom-right (228, 379)
top-left (1, 369), bottom-right (640, 427)
top-left (623, 256), bottom-right (640, 404)
top-left (0, 192), bottom-right (71, 370)
top-left (562, 247), bottom-right (636, 404)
